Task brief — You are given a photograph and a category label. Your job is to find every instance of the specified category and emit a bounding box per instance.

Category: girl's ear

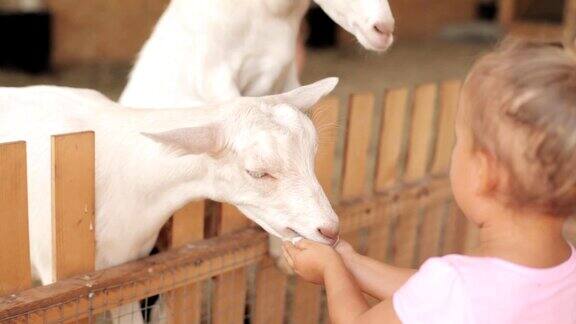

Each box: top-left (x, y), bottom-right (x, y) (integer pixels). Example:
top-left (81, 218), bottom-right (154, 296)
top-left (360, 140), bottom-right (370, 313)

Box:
top-left (473, 149), bottom-right (499, 195)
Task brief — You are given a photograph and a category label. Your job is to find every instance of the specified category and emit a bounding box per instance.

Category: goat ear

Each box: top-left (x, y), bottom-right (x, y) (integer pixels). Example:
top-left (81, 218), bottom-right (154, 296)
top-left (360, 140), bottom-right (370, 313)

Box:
top-left (142, 124), bottom-right (223, 155)
top-left (267, 77), bottom-right (339, 112)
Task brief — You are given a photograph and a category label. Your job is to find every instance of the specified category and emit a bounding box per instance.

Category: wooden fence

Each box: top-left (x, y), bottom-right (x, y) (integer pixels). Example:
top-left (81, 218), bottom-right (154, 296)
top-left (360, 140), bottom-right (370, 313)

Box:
top-left (0, 80), bottom-right (476, 323)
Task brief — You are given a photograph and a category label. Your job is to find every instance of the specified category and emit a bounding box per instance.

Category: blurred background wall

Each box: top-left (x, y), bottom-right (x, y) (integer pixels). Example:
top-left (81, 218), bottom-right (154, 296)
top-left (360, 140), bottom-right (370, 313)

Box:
top-left (46, 0), bottom-right (170, 65)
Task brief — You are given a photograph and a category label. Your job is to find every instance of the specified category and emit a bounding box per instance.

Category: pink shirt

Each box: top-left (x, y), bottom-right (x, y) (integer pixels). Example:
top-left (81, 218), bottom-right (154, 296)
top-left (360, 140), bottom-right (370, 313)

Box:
top-left (393, 244), bottom-right (576, 324)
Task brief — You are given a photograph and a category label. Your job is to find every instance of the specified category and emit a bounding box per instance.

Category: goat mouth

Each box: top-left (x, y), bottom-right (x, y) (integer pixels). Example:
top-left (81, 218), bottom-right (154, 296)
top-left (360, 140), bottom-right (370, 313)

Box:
top-left (286, 227), bottom-right (304, 239)
top-left (287, 228), bottom-right (339, 247)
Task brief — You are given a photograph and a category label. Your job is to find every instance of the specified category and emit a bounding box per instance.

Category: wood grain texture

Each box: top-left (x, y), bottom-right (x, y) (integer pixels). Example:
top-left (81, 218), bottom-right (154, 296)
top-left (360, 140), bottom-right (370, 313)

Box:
top-left (212, 204), bottom-right (251, 324)
top-left (368, 88), bottom-right (411, 262)
top-left (290, 98), bottom-right (339, 324)
top-left (51, 132), bottom-right (95, 281)
top-left (341, 93), bottom-right (375, 251)
top-left (0, 142), bottom-right (32, 296)
top-left (393, 84), bottom-right (438, 267)
top-left (341, 93), bottom-right (375, 202)
top-left (374, 88), bottom-right (411, 192)
top-left (565, 0), bottom-right (576, 43)
top-left (418, 81), bottom-right (460, 264)
top-left (46, 0), bottom-right (170, 64)
top-left (252, 258), bottom-right (287, 324)
top-left (499, 0), bottom-right (516, 25)
top-left (165, 202), bottom-right (206, 324)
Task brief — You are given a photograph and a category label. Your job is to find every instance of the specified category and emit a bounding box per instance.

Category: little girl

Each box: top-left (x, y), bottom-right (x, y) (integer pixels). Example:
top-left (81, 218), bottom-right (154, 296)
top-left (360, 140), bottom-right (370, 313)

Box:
top-left (283, 40), bottom-right (576, 324)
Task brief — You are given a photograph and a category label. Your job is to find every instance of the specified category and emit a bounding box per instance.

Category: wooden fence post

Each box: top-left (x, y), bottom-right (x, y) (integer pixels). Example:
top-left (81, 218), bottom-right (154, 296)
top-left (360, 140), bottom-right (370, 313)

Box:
top-left (368, 88), bottom-right (411, 263)
top-left (393, 84), bottom-right (438, 268)
top-left (564, 0), bottom-right (576, 44)
top-left (164, 202), bottom-right (205, 324)
top-left (211, 204), bottom-right (251, 324)
top-left (499, 0), bottom-right (516, 26)
top-left (0, 142), bottom-right (32, 296)
top-left (51, 132), bottom-right (95, 322)
top-left (289, 97), bottom-right (340, 324)
top-left (340, 93), bottom-right (376, 250)
top-left (416, 81), bottom-right (460, 264)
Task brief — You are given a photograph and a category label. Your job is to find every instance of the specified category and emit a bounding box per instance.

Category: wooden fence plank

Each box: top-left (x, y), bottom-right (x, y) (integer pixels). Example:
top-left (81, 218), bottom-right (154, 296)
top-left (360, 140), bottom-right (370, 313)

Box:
top-left (51, 132), bottom-right (95, 323)
top-left (212, 204), bottom-right (250, 324)
top-left (341, 93), bottom-right (375, 202)
top-left (0, 142), bottom-right (32, 296)
top-left (165, 202), bottom-right (205, 324)
top-left (393, 84), bottom-right (438, 268)
top-left (368, 88), bottom-right (411, 263)
top-left (290, 98), bottom-right (339, 324)
top-left (252, 258), bottom-right (287, 324)
top-left (417, 81), bottom-right (460, 264)
top-left (499, 0), bottom-right (516, 25)
top-left (51, 132), bottom-right (95, 281)
top-left (340, 93), bottom-right (375, 252)
top-left (431, 81), bottom-right (460, 175)
top-left (565, 0), bottom-right (576, 43)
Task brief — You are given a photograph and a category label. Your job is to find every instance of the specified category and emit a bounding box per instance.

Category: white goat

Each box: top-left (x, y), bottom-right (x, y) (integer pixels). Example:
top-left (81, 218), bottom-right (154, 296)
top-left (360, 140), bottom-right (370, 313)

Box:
top-left (0, 78), bottom-right (339, 321)
top-left (120, 0), bottom-right (395, 108)
top-left (120, 0), bottom-right (394, 271)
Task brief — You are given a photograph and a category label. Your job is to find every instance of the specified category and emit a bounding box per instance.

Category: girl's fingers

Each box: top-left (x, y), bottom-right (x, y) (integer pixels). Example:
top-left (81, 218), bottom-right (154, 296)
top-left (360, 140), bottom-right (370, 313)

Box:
top-left (295, 239), bottom-right (315, 249)
top-left (283, 242), bottom-right (298, 260)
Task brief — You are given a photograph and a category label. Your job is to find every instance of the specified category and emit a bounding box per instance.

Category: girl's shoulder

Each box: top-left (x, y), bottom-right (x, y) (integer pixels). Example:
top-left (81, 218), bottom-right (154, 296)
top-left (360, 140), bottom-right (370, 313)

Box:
top-left (440, 244), bottom-right (576, 282)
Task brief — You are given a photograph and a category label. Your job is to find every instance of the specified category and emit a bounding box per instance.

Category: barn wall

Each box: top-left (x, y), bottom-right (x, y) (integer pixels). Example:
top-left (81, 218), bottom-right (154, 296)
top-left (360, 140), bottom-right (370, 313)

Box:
top-left (46, 0), bottom-right (169, 65)
top-left (389, 0), bottom-right (477, 38)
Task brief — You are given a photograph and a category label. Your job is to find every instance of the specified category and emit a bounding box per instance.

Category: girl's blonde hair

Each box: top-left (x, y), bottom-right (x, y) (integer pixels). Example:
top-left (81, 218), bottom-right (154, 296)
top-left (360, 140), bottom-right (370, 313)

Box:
top-left (463, 39), bottom-right (576, 216)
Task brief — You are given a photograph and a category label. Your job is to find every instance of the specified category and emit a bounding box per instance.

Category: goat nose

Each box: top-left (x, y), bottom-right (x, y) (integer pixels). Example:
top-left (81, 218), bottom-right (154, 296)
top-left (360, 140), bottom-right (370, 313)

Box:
top-left (318, 226), bottom-right (340, 244)
top-left (372, 21), bottom-right (394, 37)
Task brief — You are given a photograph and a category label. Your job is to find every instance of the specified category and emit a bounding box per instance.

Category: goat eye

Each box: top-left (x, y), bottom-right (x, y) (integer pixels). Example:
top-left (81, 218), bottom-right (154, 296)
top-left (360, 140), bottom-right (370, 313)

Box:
top-left (247, 170), bottom-right (267, 179)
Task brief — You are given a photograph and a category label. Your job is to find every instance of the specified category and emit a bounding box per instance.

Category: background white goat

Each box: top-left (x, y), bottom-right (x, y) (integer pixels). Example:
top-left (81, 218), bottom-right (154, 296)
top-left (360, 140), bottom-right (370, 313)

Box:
top-left (0, 78), bottom-right (339, 322)
top-left (120, 0), bottom-right (395, 108)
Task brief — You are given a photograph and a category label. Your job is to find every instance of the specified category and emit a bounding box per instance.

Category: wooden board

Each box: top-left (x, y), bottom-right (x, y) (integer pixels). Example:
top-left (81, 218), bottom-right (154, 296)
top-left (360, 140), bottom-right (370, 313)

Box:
top-left (165, 202), bottom-right (205, 324)
top-left (51, 132), bottom-right (96, 281)
top-left (374, 88), bottom-right (411, 193)
top-left (499, 0), bottom-right (516, 25)
top-left (393, 84), bottom-right (438, 268)
top-left (417, 81), bottom-right (460, 264)
top-left (212, 204), bottom-right (250, 324)
top-left (0, 142), bottom-right (32, 296)
top-left (290, 97), bottom-right (339, 324)
top-left (368, 88), bottom-right (411, 262)
top-left (252, 258), bottom-right (287, 324)
top-left (341, 93), bottom-right (375, 202)
top-left (340, 93), bottom-right (375, 252)
top-left (564, 0), bottom-right (576, 43)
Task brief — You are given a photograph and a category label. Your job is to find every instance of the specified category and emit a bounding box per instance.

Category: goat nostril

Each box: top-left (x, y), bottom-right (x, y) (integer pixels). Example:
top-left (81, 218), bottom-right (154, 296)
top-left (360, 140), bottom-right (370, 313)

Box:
top-left (373, 22), bottom-right (393, 37)
top-left (318, 227), bottom-right (340, 241)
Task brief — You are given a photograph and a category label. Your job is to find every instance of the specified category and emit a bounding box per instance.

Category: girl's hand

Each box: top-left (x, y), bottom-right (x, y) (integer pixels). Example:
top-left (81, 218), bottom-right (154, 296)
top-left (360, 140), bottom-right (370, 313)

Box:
top-left (335, 239), bottom-right (357, 257)
top-left (282, 239), bottom-right (343, 285)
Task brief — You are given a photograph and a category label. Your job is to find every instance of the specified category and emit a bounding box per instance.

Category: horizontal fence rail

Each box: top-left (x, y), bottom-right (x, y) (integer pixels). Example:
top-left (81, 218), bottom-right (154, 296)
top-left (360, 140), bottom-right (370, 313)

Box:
top-left (0, 80), bottom-right (495, 323)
